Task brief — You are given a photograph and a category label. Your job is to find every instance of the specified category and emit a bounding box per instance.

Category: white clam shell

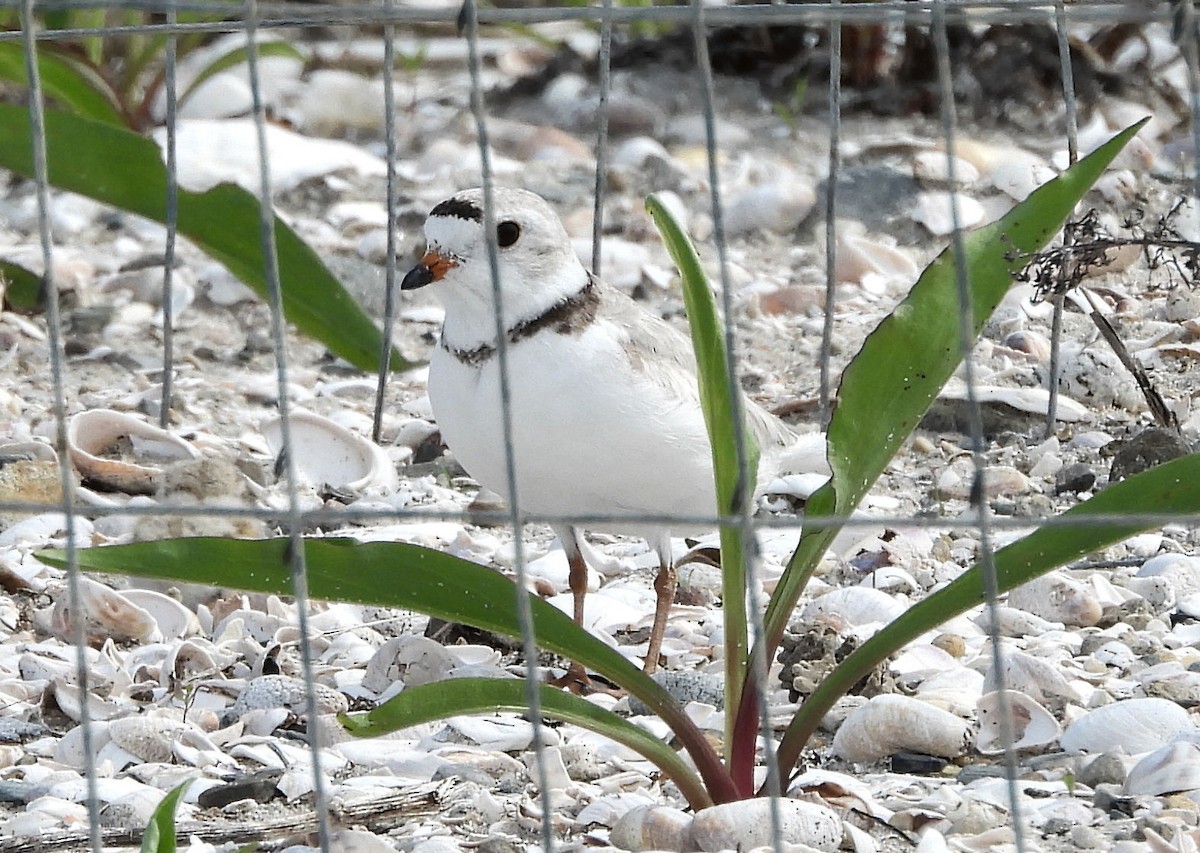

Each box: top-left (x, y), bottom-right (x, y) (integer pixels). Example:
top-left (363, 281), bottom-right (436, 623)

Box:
top-left (261, 410), bottom-right (398, 494)
top-left (1124, 741), bottom-right (1200, 796)
top-left (120, 589), bottom-right (201, 640)
top-left (0, 440), bottom-right (58, 463)
top-left (608, 806), bottom-right (693, 851)
top-left (939, 381), bottom-right (1089, 422)
top-left (801, 587), bottom-right (906, 632)
top-left (361, 635), bottom-right (456, 693)
top-left (1060, 697), bottom-right (1195, 755)
top-left (835, 232), bottom-right (919, 287)
top-left (108, 714), bottom-right (190, 763)
top-left (691, 798), bottom-right (841, 853)
top-left (975, 690), bottom-right (1060, 754)
top-left (910, 192), bottom-right (985, 236)
top-left (67, 409), bottom-right (202, 495)
top-left (723, 180), bottom-right (816, 236)
top-left (1007, 571), bottom-right (1101, 628)
top-left (832, 694), bottom-right (971, 762)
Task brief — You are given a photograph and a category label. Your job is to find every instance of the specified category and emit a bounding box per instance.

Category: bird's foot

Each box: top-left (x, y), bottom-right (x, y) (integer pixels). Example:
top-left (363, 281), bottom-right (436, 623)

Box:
top-left (548, 661), bottom-right (624, 697)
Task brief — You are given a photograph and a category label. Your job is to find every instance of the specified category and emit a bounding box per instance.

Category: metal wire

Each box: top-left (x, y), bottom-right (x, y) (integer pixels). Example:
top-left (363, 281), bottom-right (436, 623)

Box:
top-left (591, 0), bottom-right (613, 280)
top-left (820, 0), bottom-right (843, 425)
top-left (242, 1), bottom-right (331, 847)
top-left (460, 2), bottom-right (557, 849)
top-left (932, 3), bottom-right (1026, 849)
top-left (371, 0), bottom-right (400, 444)
top-left (158, 2), bottom-right (179, 428)
top-left (16, 3), bottom-right (102, 851)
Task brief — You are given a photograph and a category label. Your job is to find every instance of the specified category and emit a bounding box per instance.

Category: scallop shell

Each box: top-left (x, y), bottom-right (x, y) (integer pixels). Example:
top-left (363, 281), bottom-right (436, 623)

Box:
top-left (1124, 742), bottom-right (1200, 796)
top-left (832, 694), bottom-right (972, 762)
top-left (67, 409), bottom-right (201, 495)
top-left (261, 410), bottom-right (398, 494)
top-left (691, 798), bottom-right (841, 853)
top-left (1060, 698), bottom-right (1195, 755)
top-left (975, 690), bottom-right (1060, 754)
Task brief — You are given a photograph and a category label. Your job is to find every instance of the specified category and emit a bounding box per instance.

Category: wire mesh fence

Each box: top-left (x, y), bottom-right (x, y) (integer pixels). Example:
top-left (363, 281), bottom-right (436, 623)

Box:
top-left (1, 1), bottom-right (1200, 852)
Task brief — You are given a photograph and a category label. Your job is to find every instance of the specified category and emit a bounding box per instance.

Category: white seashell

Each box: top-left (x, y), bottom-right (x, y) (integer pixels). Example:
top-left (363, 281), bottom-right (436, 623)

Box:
top-left (939, 380), bottom-right (1089, 422)
top-left (108, 714), bottom-right (189, 763)
top-left (910, 192), bottom-right (985, 236)
top-left (1138, 554), bottom-right (1200, 599)
top-left (0, 440), bottom-right (57, 463)
top-left (801, 587), bottom-right (906, 632)
top-left (1124, 742), bottom-right (1200, 796)
top-left (912, 150), bottom-right (980, 185)
top-left (1061, 697), bottom-right (1195, 755)
top-left (691, 798), bottom-right (841, 853)
top-left (723, 180), bottom-right (816, 236)
top-left (51, 576), bottom-right (161, 645)
top-left (67, 409), bottom-right (202, 495)
top-left (832, 694), bottom-right (971, 762)
top-left (120, 589), bottom-right (201, 640)
top-left (982, 649), bottom-right (1078, 712)
top-left (987, 154), bottom-right (1057, 200)
top-left (835, 232), bottom-right (919, 287)
top-left (54, 720), bottom-right (112, 768)
top-left (361, 636), bottom-right (455, 693)
top-left (1007, 572), bottom-right (1102, 628)
top-left (975, 690), bottom-right (1060, 754)
top-left (261, 410), bottom-right (398, 494)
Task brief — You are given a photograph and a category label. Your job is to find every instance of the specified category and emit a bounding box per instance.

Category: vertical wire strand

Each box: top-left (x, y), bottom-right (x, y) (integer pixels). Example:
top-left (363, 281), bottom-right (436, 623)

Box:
top-left (931, 4), bottom-right (1026, 850)
top-left (1045, 0), bottom-right (1081, 437)
top-left (19, 4), bottom-right (102, 850)
top-left (819, 0), bottom-right (842, 425)
top-left (1183, 0), bottom-right (1200, 202)
top-left (242, 4), bottom-right (331, 849)
top-left (689, 0), bottom-right (785, 834)
top-left (158, 1), bottom-right (180, 428)
top-left (372, 0), bottom-right (401, 443)
top-left (461, 2), bottom-right (556, 849)
top-left (591, 0), bottom-right (613, 279)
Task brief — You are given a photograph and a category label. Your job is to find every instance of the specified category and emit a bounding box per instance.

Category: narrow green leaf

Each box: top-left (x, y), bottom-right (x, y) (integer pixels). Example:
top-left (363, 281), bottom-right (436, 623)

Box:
top-left (180, 41), bottom-right (306, 106)
top-left (141, 780), bottom-right (191, 853)
top-left (732, 119), bottom-right (1149, 780)
top-left (0, 105), bottom-right (408, 373)
top-left (646, 194), bottom-right (759, 761)
top-left (773, 451), bottom-right (1200, 780)
top-left (37, 537), bottom-right (739, 803)
top-left (0, 43), bottom-right (125, 126)
top-left (342, 677), bottom-right (712, 809)
top-left (0, 260), bottom-right (46, 314)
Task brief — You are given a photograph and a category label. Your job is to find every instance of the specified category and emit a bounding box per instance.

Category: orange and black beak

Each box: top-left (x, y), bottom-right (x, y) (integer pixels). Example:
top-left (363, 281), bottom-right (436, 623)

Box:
top-left (402, 250), bottom-right (457, 291)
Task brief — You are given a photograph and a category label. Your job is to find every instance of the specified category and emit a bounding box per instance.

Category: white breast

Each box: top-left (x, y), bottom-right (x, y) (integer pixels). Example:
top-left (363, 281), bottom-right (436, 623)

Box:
top-left (428, 320), bottom-right (719, 533)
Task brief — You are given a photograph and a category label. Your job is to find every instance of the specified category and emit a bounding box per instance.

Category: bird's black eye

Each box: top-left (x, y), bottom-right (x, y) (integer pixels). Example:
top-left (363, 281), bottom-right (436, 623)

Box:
top-left (496, 220), bottom-right (521, 248)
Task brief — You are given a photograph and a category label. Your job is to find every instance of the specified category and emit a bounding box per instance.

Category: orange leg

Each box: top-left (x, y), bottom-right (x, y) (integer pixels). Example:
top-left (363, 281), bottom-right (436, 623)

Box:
top-left (644, 553), bottom-right (676, 675)
top-left (549, 527), bottom-right (592, 692)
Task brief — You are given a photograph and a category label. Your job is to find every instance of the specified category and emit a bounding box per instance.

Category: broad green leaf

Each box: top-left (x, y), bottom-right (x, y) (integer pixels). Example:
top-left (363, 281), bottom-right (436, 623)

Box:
top-left (0, 260), bottom-right (45, 314)
top-left (342, 677), bottom-right (712, 809)
top-left (646, 193), bottom-right (759, 754)
top-left (180, 41), bottom-right (306, 106)
top-left (773, 450), bottom-right (1200, 781)
top-left (731, 119), bottom-right (1149, 779)
top-left (38, 537), bottom-right (739, 803)
top-left (765, 119), bottom-right (1149, 648)
top-left (0, 105), bottom-right (408, 373)
top-left (0, 43), bottom-right (125, 126)
top-left (141, 780), bottom-right (190, 853)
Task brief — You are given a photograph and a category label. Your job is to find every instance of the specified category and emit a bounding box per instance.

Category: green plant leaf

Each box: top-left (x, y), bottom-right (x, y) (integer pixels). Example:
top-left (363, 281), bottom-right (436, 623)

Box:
top-left (180, 41), bottom-right (306, 106)
top-left (141, 780), bottom-right (191, 853)
top-left (731, 118), bottom-right (1149, 782)
top-left (646, 193), bottom-right (759, 764)
top-left (0, 105), bottom-right (408, 373)
top-left (0, 42), bottom-right (125, 126)
top-left (37, 536), bottom-right (739, 803)
top-left (0, 260), bottom-right (45, 314)
top-left (773, 450), bottom-right (1200, 782)
top-left (342, 677), bottom-right (711, 809)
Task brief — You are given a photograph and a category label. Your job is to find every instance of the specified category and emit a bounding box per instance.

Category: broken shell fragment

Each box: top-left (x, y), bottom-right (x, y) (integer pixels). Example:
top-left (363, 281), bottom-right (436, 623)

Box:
top-left (691, 798), bottom-right (841, 852)
top-left (50, 576), bottom-right (161, 645)
top-left (261, 410), bottom-right (398, 494)
top-left (1060, 698), bottom-right (1195, 755)
top-left (975, 690), bottom-right (1060, 754)
top-left (67, 409), bottom-right (202, 495)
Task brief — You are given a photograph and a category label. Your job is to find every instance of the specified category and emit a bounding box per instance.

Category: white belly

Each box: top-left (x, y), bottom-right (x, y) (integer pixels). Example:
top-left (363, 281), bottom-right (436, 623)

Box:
top-left (428, 323), bottom-right (718, 533)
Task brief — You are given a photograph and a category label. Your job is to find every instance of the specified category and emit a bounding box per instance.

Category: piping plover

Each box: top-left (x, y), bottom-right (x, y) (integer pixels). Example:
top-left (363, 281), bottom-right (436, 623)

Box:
top-left (402, 187), bottom-right (826, 681)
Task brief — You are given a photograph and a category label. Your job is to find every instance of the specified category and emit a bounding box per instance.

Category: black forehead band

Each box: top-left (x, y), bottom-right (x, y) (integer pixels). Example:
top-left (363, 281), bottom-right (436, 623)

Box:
top-left (430, 197), bottom-right (483, 222)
